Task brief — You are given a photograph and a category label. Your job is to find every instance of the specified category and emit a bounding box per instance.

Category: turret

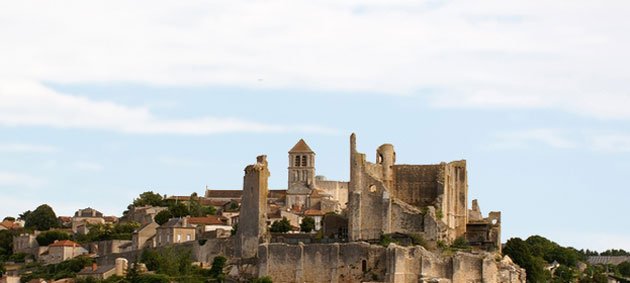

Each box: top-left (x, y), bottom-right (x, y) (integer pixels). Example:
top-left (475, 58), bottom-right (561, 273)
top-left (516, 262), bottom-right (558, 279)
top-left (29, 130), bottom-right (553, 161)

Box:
top-left (376, 143), bottom-right (395, 185)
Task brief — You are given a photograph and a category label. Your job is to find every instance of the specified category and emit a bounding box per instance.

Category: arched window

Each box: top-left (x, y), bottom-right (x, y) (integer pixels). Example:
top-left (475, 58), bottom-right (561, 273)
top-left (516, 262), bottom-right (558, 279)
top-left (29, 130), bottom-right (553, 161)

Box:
top-left (294, 155), bottom-right (301, 167)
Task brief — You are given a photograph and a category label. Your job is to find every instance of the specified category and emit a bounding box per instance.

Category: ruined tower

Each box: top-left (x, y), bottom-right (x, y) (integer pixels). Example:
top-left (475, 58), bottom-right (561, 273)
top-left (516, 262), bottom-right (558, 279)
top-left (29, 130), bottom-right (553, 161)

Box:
top-left (236, 155), bottom-right (269, 259)
top-left (286, 139), bottom-right (315, 209)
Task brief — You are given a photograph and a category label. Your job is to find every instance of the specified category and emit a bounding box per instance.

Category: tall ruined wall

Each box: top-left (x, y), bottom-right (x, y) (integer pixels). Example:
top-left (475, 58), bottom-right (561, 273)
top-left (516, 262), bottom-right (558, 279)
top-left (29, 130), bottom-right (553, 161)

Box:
top-left (258, 242), bottom-right (386, 283)
top-left (441, 161), bottom-right (468, 240)
top-left (392, 165), bottom-right (441, 207)
top-left (236, 155), bottom-right (269, 258)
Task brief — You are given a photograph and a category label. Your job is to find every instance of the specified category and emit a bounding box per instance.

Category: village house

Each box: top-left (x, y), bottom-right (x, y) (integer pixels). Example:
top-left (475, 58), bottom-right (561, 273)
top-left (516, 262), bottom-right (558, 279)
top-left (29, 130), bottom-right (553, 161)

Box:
top-left (40, 240), bottom-right (88, 264)
top-left (155, 218), bottom-right (195, 247)
top-left (131, 222), bottom-right (159, 250)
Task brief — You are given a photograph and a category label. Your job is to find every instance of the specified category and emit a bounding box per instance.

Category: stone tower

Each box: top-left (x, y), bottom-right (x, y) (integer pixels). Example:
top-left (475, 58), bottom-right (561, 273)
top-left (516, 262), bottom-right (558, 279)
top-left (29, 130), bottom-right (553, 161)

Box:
top-left (236, 155), bottom-right (269, 259)
top-left (286, 139), bottom-right (315, 209)
top-left (288, 139), bottom-right (315, 188)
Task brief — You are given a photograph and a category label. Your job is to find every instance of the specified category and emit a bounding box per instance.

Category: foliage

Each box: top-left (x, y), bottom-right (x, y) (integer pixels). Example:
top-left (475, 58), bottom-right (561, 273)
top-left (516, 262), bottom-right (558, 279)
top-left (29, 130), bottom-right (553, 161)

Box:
top-left (0, 230), bottom-right (15, 256)
top-left (36, 230), bottom-right (71, 246)
top-left (503, 237), bottom-right (550, 283)
top-left (409, 234), bottom-right (428, 248)
top-left (209, 256), bottom-right (227, 282)
top-left (600, 249), bottom-right (630, 256)
top-left (3, 216), bottom-right (15, 222)
top-left (450, 236), bottom-right (471, 250)
top-left (133, 191), bottom-right (166, 207)
top-left (24, 204), bottom-right (60, 231)
top-left (8, 252), bottom-right (30, 263)
top-left (140, 247), bottom-right (194, 277)
top-left (77, 222), bottom-right (140, 243)
top-left (251, 276), bottom-right (273, 283)
top-left (154, 210), bottom-right (173, 225)
top-left (379, 234), bottom-right (394, 247)
top-left (231, 224), bottom-right (238, 236)
top-left (270, 217), bottom-right (292, 233)
top-left (552, 265), bottom-right (576, 283)
top-left (18, 210), bottom-right (31, 221)
top-left (20, 255), bottom-right (93, 282)
top-left (168, 202), bottom-right (190, 218)
top-left (300, 217), bottom-right (315, 233)
top-left (0, 261), bottom-right (5, 277)
top-left (619, 261), bottom-right (630, 277)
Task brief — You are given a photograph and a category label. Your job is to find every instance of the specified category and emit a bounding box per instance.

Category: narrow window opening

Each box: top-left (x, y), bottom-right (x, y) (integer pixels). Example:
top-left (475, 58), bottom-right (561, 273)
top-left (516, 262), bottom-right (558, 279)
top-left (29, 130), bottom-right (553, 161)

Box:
top-left (294, 155), bottom-right (301, 167)
top-left (361, 260), bottom-right (367, 272)
top-left (301, 155), bottom-right (307, 166)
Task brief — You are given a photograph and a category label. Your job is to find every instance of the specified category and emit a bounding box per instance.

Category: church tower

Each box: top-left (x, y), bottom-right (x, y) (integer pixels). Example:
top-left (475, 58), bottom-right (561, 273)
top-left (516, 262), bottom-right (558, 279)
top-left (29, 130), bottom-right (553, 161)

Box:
top-left (287, 139), bottom-right (316, 209)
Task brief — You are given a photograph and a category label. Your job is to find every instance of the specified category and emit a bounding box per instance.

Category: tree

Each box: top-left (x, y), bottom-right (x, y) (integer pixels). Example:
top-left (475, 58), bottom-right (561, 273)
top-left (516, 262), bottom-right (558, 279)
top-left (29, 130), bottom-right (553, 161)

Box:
top-left (503, 237), bottom-right (550, 283)
top-left (3, 217), bottom-right (15, 222)
top-left (601, 249), bottom-right (630, 256)
top-left (133, 191), bottom-right (165, 207)
top-left (300, 217), bottom-right (315, 233)
top-left (168, 202), bottom-right (190, 218)
top-left (18, 210), bottom-right (31, 221)
top-left (0, 230), bottom-right (14, 256)
top-left (270, 217), bottom-right (292, 233)
top-left (209, 256), bottom-right (227, 282)
top-left (36, 230), bottom-right (70, 246)
top-left (618, 261), bottom-right (630, 277)
top-left (25, 204), bottom-right (59, 231)
top-left (154, 210), bottom-right (173, 225)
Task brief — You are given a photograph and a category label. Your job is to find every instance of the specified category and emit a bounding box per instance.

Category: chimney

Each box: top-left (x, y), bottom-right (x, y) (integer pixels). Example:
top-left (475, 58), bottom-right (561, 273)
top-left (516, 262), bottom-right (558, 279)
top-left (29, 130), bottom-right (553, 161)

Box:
top-left (92, 262), bottom-right (98, 271)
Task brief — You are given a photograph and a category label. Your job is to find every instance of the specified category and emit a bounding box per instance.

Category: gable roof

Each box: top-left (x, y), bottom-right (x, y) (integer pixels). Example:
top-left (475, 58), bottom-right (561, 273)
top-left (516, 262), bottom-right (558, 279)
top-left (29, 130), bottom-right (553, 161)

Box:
top-left (289, 139), bottom-right (314, 153)
top-left (187, 216), bottom-right (228, 226)
top-left (49, 240), bottom-right (82, 248)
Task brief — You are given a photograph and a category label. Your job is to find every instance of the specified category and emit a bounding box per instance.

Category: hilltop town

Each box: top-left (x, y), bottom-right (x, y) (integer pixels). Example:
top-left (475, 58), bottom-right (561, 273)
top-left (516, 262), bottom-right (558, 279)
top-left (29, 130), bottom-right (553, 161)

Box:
top-left (0, 135), bottom-right (628, 283)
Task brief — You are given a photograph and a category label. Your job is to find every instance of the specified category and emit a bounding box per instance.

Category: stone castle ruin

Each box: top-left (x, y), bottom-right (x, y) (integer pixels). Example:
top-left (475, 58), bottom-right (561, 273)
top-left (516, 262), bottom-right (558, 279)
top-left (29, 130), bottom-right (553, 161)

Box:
top-left (231, 134), bottom-right (525, 282)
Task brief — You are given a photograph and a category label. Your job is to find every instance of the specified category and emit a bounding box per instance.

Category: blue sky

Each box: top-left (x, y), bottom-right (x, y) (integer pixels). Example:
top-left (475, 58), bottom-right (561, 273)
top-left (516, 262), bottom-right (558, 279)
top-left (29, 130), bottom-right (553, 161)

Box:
top-left (1, 1), bottom-right (629, 251)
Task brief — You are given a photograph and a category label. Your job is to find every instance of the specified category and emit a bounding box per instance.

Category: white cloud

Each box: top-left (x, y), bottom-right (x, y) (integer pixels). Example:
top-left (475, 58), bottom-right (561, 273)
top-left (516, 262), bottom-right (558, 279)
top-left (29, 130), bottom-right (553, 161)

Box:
top-left (0, 171), bottom-right (46, 188)
top-left (0, 143), bottom-right (58, 153)
top-left (590, 134), bottom-right (630, 152)
top-left (73, 161), bottom-right (104, 172)
top-left (490, 129), bottom-right (577, 150)
top-left (0, 80), bottom-right (334, 134)
top-left (0, 1), bottom-right (629, 119)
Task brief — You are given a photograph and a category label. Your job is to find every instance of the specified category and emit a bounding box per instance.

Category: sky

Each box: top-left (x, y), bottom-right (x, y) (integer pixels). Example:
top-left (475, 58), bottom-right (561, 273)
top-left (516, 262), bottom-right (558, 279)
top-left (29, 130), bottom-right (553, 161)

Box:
top-left (1, 0), bottom-right (629, 252)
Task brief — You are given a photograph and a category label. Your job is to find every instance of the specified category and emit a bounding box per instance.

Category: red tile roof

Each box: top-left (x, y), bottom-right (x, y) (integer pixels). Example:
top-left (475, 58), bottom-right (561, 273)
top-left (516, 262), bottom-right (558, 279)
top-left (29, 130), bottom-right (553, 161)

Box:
top-left (289, 139), bottom-right (314, 153)
top-left (187, 216), bottom-right (228, 226)
top-left (303, 209), bottom-right (325, 216)
top-left (49, 240), bottom-right (82, 248)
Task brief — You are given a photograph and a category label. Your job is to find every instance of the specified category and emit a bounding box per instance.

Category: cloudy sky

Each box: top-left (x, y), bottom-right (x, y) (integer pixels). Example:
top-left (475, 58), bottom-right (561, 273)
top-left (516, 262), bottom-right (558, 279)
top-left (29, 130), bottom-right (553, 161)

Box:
top-left (1, 0), bottom-right (629, 251)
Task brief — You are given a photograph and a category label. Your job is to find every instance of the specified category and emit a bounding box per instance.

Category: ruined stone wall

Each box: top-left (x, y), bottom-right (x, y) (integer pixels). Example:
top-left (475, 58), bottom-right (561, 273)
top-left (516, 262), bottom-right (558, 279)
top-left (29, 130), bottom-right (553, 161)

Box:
top-left (258, 242), bottom-right (386, 283)
top-left (442, 161), bottom-right (468, 241)
top-left (236, 155), bottom-right (269, 258)
top-left (392, 164), bottom-right (441, 207)
top-left (316, 180), bottom-right (349, 209)
top-left (385, 244), bottom-right (526, 283)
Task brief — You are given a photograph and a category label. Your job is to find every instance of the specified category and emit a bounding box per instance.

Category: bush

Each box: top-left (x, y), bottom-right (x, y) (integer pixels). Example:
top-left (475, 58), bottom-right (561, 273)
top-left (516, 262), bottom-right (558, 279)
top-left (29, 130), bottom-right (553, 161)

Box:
top-left (36, 230), bottom-right (71, 246)
top-left (270, 217), bottom-right (292, 233)
top-left (300, 217), bottom-right (315, 233)
top-left (251, 276), bottom-right (273, 283)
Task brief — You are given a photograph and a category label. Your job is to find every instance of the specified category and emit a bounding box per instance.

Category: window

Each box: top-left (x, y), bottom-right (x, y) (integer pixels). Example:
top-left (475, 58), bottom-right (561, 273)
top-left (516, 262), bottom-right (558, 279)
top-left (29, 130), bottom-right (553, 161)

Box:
top-left (177, 234), bottom-right (181, 242)
top-left (186, 234), bottom-right (191, 241)
top-left (301, 155), bottom-right (307, 166)
top-left (294, 156), bottom-right (301, 167)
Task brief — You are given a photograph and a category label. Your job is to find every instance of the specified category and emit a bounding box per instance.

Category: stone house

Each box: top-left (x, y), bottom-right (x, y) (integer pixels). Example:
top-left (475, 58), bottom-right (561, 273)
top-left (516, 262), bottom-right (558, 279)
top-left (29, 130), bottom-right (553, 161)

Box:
top-left (155, 218), bottom-right (195, 247)
top-left (41, 240), bottom-right (87, 264)
top-left (13, 233), bottom-right (39, 255)
top-left (72, 208), bottom-right (105, 234)
top-left (131, 222), bottom-right (159, 250)
top-left (122, 206), bottom-right (167, 225)
top-left (302, 209), bottom-right (325, 231)
top-left (76, 263), bottom-right (116, 281)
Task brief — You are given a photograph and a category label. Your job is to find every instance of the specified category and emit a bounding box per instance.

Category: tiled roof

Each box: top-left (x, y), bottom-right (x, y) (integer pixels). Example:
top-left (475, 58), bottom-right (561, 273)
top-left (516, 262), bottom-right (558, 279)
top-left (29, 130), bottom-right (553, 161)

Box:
top-left (78, 264), bottom-right (116, 275)
top-left (187, 216), bottom-right (228, 226)
top-left (303, 209), bottom-right (325, 216)
top-left (160, 218), bottom-right (194, 228)
top-left (205, 190), bottom-right (243, 198)
top-left (289, 139), bottom-right (314, 153)
top-left (587, 256), bottom-right (630, 265)
top-left (49, 240), bottom-right (82, 248)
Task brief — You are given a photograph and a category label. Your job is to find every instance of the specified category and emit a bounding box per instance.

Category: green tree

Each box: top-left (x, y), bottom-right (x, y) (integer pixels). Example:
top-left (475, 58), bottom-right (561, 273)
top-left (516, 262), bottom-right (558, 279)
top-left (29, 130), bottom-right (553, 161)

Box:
top-left (209, 256), bottom-right (227, 282)
top-left (553, 265), bottom-right (575, 283)
top-left (3, 217), bottom-right (15, 222)
top-left (251, 276), bottom-right (273, 283)
top-left (503, 237), bottom-right (550, 283)
top-left (300, 217), bottom-right (315, 233)
top-left (618, 261), bottom-right (630, 277)
top-left (154, 210), bottom-right (173, 225)
top-left (451, 236), bottom-right (471, 250)
top-left (601, 249), bottom-right (630, 256)
top-left (25, 204), bottom-right (59, 231)
top-left (0, 230), bottom-right (14, 256)
top-left (133, 191), bottom-right (165, 207)
top-left (270, 217), bottom-right (292, 233)
top-left (36, 230), bottom-right (70, 246)
top-left (169, 202), bottom-right (190, 218)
